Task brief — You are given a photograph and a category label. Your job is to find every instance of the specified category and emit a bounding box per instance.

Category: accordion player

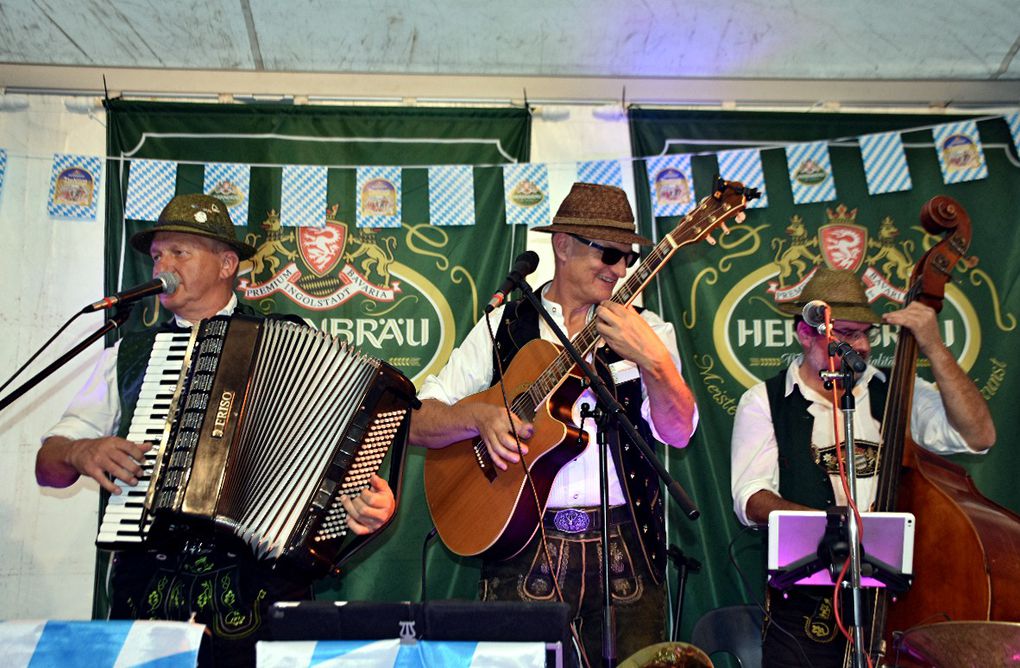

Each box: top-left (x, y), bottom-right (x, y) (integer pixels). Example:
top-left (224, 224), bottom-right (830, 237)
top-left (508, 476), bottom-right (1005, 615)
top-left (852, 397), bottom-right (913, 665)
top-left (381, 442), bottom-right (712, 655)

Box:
top-left (97, 313), bottom-right (417, 575)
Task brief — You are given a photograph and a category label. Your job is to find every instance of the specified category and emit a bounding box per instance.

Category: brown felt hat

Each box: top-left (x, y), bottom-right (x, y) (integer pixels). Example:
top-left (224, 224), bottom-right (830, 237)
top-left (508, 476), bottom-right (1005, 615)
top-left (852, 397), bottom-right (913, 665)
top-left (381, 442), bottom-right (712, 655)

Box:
top-left (532, 182), bottom-right (653, 246)
top-left (779, 266), bottom-right (882, 324)
top-left (129, 193), bottom-right (257, 260)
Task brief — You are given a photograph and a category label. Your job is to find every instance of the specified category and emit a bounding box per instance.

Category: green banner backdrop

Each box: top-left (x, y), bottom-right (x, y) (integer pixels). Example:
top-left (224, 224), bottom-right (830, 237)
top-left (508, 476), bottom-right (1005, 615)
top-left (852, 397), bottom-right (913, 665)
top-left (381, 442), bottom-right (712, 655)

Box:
top-left (629, 109), bottom-right (1020, 640)
top-left (103, 101), bottom-right (530, 610)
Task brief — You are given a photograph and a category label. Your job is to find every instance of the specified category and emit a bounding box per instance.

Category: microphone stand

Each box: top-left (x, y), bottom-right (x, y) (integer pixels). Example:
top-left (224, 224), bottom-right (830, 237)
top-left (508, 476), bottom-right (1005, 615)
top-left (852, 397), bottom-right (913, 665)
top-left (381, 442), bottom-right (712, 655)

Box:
top-left (820, 344), bottom-right (866, 668)
top-left (0, 307), bottom-right (132, 413)
top-left (512, 277), bottom-right (699, 668)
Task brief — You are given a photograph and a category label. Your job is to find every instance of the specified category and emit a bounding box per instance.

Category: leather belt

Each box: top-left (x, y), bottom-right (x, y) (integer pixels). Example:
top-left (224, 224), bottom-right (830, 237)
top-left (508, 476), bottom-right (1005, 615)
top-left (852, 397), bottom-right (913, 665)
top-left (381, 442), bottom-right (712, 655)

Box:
top-left (543, 506), bottom-right (630, 534)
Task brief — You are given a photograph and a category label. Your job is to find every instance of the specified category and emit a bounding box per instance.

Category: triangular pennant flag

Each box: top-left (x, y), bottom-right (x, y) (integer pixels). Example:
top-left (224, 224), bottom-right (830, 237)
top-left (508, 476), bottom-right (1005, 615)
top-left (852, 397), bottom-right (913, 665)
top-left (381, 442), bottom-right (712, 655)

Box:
top-left (502, 163), bottom-right (551, 227)
top-left (204, 162), bottom-right (251, 226)
top-left (357, 166), bottom-right (402, 229)
top-left (645, 154), bottom-right (694, 217)
top-left (1006, 112), bottom-right (1020, 158)
top-left (577, 159), bottom-right (623, 188)
top-left (125, 159), bottom-right (177, 221)
top-left (428, 165), bottom-right (475, 226)
top-left (48, 153), bottom-right (102, 220)
top-left (281, 165), bottom-right (328, 228)
top-left (932, 120), bottom-right (988, 184)
top-left (859, 131), bottom-right (912, 195)
top-left (785, 141), bottom-right (837, 204)
top-left (716, 149), bottom-right (768, 209)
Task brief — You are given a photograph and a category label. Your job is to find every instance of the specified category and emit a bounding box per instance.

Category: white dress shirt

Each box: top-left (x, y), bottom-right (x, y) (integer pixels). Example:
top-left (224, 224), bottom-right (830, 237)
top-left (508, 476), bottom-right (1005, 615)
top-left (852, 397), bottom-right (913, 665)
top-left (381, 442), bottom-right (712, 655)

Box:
top-left (43, 296), bottom-right (238, 442)
top-left (730, 354), bottom-right (982, 526)
top-left (418, 287), bottom-right (696, 508)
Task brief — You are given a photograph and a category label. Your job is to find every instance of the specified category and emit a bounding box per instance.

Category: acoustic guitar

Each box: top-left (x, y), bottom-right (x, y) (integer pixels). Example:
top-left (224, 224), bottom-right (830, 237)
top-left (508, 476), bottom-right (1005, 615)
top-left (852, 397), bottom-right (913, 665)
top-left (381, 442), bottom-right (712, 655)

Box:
top-left (424, 177), bottom-right (758, 559)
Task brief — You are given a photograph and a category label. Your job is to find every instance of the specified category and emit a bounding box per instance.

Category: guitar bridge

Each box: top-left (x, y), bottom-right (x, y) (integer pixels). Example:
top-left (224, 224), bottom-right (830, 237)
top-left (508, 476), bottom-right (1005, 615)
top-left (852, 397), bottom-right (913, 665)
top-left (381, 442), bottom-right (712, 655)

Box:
top-left (473, 440), bottom-right (497, 482)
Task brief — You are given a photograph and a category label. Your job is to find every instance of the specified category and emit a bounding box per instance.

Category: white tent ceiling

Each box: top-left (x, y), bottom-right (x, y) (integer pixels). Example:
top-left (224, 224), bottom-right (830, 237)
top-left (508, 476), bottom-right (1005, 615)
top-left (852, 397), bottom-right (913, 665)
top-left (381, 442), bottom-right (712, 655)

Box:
top-left (2, 0), bottom-right (1019, 107)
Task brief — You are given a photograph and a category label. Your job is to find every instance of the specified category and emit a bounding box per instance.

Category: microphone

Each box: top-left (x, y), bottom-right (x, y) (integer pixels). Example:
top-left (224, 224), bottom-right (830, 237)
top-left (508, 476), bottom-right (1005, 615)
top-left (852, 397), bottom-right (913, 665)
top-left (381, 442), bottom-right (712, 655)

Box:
top-left (82, 272), bottom-right (180, 313)
top-left (801, 299), bottom-right (830, 333)
top-left (484, 251), bottom-right (540, 313)
top-left (829, 341), bottom-right (868, 373)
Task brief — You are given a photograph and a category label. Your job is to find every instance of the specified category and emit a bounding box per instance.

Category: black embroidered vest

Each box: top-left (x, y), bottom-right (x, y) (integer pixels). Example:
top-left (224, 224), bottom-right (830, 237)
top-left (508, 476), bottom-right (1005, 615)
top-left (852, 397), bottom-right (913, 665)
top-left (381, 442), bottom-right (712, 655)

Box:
top-left (492, 298), bottom-right (667, 582)
top-left (765, 367), bottom-right (889, 510)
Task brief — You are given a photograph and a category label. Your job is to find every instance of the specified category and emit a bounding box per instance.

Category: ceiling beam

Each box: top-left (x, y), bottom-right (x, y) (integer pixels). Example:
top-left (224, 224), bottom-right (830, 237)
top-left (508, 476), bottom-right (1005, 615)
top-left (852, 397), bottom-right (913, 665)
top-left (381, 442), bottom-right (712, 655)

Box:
top-left (2, 64), bottom-right (1019, 109)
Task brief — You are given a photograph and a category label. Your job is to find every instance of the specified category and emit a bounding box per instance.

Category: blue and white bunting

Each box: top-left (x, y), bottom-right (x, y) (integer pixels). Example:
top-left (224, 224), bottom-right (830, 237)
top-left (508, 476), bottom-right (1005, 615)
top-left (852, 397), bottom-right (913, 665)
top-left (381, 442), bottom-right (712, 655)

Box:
top-left (577, 159), bottom-right (624, 188)
top-left (256, 638), bottom-right (546, 668)
top-left (357, 166), bottom-right (402, 229)
top-left (0, 620), bottom-right (203, 668)
top-left (125, 159), bottom-right (177, 221)
top-left (204, 162), bottom-right (251, 226)
top-left (0, 149), bottom-right (6, 202)
top-left (502, 163), bottom-right (550, 227)
top-left (281, 165), bottom-right (328, 228)
top-left (0, 149), bottom-right (6, 200)
top-left (428, 165), bottom-right (475, 226)
top-left (645, 154), bottom-right (695, 217)
top-left (859, 131), bottom-right (912, 195)
top-left (785, 141), bottom-right (837, 204)
top-left (1007, 112), bottom-right (1020, 158)
top-left (48, 153), bottom-right (102, 220)
top-left (716, 149), bottom-right (768, 209)
top-left (932, 120), bottom-right (987, 184)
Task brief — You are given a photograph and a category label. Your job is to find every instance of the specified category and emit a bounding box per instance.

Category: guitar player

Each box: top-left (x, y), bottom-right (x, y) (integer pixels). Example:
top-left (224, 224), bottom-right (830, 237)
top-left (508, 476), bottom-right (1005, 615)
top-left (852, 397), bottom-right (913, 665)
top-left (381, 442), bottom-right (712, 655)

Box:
top-left (409, 182), bottom-right (699, 665)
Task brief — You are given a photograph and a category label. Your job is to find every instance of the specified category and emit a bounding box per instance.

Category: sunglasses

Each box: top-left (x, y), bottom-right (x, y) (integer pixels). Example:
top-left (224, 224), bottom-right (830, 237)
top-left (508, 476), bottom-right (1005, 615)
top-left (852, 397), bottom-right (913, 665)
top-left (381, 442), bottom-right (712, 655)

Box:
top-left (831, 325), bottom-right (877, 343)
top-left (568, 234), bottom-right (641, 268)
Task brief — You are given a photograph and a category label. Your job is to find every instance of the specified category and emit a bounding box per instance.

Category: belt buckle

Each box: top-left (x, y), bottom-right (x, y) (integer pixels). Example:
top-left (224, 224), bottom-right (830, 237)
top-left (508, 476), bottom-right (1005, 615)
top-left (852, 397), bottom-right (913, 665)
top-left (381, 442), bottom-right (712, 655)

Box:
top-left (553, 508), bottom-right (591, 533)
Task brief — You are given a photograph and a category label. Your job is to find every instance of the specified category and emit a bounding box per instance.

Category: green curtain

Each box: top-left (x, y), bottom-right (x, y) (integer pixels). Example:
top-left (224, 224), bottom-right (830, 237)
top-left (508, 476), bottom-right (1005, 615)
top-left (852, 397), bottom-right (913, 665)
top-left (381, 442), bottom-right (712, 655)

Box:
top-left (629, 109), bottom-right (1020, 640)
top-left (102, 100), bottom-right (531, 611)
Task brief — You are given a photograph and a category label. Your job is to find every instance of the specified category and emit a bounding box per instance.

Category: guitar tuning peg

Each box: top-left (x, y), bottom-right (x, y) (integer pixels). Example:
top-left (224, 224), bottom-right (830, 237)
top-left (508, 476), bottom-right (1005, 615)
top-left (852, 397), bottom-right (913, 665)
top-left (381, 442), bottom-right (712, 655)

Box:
top-left (704, 234), bottom-right (717, 246)
top-left (720, 222), bottom-right (731, 235)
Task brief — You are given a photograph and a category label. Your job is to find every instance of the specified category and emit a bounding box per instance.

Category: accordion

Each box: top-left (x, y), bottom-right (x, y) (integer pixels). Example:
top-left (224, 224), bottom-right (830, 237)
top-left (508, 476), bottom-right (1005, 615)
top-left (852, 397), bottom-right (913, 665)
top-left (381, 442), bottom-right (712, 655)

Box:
top-left (97, 314), bottom-right (416, 574)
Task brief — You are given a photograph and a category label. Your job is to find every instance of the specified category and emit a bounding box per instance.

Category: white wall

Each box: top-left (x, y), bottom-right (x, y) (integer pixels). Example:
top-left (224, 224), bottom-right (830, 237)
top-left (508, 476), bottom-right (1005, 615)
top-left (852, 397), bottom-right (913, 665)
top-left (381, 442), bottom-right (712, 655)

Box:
top-left (0, 95), bottom-right (107, 619)
top-left (0, 97), bottom-right (634, 620)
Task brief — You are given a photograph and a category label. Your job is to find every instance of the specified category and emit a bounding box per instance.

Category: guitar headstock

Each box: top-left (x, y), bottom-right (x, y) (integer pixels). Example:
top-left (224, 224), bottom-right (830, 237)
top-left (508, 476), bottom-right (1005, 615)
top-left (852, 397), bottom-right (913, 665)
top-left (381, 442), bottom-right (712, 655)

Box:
top-left (669, 176), bottom-right (759, 247)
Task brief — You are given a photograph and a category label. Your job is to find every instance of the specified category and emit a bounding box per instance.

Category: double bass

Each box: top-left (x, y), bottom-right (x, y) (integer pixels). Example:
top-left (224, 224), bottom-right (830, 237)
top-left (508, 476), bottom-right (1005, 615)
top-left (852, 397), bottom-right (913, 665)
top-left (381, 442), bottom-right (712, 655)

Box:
top-left (862, 196), bottom-right (1020, 663)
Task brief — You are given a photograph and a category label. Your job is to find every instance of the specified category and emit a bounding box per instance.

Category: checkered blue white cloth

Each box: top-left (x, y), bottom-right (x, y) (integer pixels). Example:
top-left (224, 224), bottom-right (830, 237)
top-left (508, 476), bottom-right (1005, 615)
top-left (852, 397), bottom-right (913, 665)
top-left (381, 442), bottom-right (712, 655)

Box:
top-left (716, 149), bottom-right (768, 209)
top-left (577, 159), bottom-right (623, 188)
top-left (281, 165), bottom-right (328, 228)
top-left (932, 120), bottom-right (988, 184)
top-left (357, 166), bottom-right (402, 229)
top-left (125, 159), bottom-right (177, 221)
top-left (645, 153), bottom-right (694, 217)
top-left (0, 620), bottom-right (203, 668)
top-left (1006, 112), bottom-right (1020, 160)
top-left (256, 639), bottom-right (545, 668)
top-left (0, 149), bottom-right (7, 200)
top-left (48, 153), bottom-right (102, 220)
top-left (785, 141), bottom-right (837, 204)
top-left (859, 131), bottom-right (912, 195)
top-left (204, 162), bottom-right (251, 226)
top-left (502, 163), bottom-right (550, 227)
top-left (428, 165), bottom-right (475, 226)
